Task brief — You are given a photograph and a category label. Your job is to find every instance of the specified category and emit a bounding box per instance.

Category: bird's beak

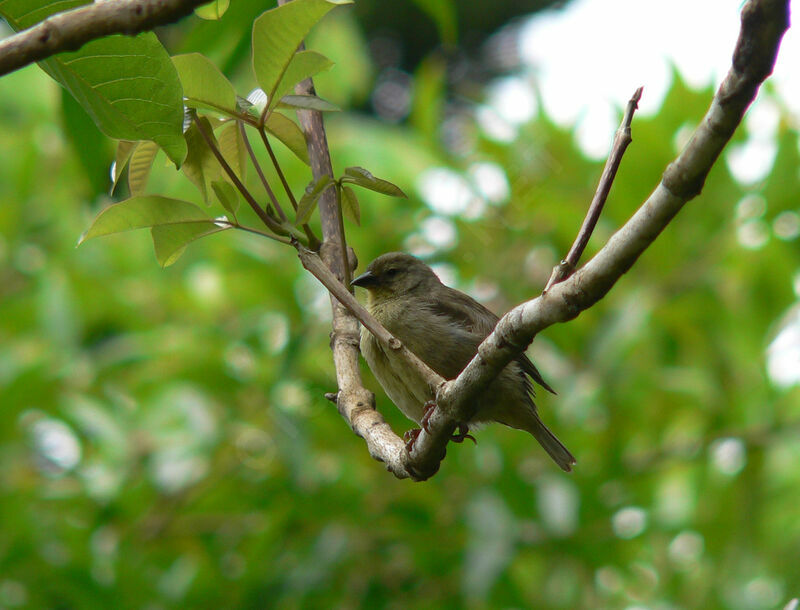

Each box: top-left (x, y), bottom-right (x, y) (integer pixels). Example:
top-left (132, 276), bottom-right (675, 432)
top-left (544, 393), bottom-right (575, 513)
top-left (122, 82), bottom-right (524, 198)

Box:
top-left (351, 270), bottom-right (378, 288)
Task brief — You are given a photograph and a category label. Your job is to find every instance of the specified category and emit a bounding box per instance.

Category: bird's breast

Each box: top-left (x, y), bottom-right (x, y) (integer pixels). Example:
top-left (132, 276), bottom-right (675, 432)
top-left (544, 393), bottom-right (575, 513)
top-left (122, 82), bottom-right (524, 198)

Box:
top-left (360, 325), bottom-right (430, 423)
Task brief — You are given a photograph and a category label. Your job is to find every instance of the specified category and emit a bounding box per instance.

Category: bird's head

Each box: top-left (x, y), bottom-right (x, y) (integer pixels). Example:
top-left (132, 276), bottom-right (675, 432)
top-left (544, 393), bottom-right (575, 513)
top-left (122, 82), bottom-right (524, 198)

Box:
top-left (351, 252), bottom-right (440, 300)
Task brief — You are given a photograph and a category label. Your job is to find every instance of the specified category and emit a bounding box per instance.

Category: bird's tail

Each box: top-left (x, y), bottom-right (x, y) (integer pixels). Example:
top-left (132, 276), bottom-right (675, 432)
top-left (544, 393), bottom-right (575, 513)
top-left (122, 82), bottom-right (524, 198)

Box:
top-left (525, 415), bottom-right (576, 472)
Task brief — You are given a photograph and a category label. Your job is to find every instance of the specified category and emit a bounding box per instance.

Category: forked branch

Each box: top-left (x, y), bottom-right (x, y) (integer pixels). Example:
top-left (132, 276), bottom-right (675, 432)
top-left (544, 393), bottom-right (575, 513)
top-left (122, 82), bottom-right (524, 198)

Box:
top-left (285, 0), bottom-right (789, 480)
top-left (544, 86), bottom-right (643, 292)
top-left (406, 0), bottom-right (789, 480)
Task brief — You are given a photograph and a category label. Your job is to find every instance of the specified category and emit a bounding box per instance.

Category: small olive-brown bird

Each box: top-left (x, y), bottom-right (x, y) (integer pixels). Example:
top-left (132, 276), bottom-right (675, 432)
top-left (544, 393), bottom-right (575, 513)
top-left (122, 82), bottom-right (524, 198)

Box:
top-left (351, 252), bottom-right (575, 472)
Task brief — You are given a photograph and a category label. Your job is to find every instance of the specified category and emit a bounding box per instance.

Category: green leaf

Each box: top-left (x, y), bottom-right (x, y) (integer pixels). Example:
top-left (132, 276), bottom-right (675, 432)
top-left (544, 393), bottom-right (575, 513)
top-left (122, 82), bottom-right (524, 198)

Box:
top-left (278, 94), bottom-right (340, 112)
top-left (113, 140), bottom-right (137, 192)
top-left (128, 141), bottom-right (160, 196)
top-left (211, 180), bottom-right (239, 217)
top-left (296, 174), bottom-right (333, 225)
top-left (181, 117), bottom-right (223, 203)
top-left (264, 112), bottom-right (309, 165)
top-left (341, 185), bottom-right (360, 226)
top-left (151, 221), bottom-right (229, 267)
top-left (79, 196), bottom-right (210, 244)
top-left (0, 2), bottom-right (186, 165)
top-left (269, 50), bottom-right (334, 112)
top-left (172, 53), bottom-right (237, 114)
top-left (216, 122), bottom-right (247, 182)
top-left (53, 35), bottom-right (187, 165)
top-left (194, 0), bottom-right (230, 20)
top-left (61, 87), bottom-right (111, 195)
top-left (252, 0), bottom-right (350, 105)
top-left (342, 166), bottom-right (407, 197)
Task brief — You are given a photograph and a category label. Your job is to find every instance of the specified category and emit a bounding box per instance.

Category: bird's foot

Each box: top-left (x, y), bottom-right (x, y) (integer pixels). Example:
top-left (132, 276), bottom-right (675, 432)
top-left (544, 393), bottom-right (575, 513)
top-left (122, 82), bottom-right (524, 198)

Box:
top-left (451, 424), bottom-right (476, 445)
top-left (403, 428), bottom-right (422, 453)
top-left (420, 401), bottom-right (437, 432)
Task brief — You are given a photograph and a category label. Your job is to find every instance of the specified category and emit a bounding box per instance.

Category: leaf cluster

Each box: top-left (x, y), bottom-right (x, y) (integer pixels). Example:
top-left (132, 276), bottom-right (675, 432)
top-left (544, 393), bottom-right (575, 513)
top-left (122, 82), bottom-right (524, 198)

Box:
top-left (0, 0), bottom-right (406, 266)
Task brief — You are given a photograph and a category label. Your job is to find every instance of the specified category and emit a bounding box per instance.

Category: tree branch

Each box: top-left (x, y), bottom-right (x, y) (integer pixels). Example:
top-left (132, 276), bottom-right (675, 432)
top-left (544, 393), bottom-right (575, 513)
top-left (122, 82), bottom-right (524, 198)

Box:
top-left (276, 0), bottom-right (424, 478)
top-left (401, 0), bottom-right (790, 479)
top-left (294, 241), bottom-right (443, 387)
top-left (191, 112), bottom-right (296, 240)
top-left (0, 0), bottom-right (209, 78)
top-left (544, 86), bottom-right (643, 292)
top-left (238, 121), bottom-right (289, 224)
top-left (258, 125), bottom-right (321, 249)
top-left (283, 0), bottom-right (788, 481)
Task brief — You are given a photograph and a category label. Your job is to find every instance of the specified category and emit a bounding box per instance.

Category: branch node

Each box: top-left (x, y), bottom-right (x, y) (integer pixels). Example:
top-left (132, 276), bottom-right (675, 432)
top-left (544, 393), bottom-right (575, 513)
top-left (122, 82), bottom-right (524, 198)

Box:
top-left (545, 86), bottom-right (643, 292)
top-left (544, 260), bottom-right (575, 293)
top-left (346, 247), bottom-right (358, 272)
top-left (330, 330), bottom-right (360, 350)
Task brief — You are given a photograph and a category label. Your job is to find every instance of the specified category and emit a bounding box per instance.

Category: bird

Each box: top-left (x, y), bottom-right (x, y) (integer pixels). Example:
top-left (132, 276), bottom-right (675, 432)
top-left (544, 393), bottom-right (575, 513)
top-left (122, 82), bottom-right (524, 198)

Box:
top-left (351, 252), bottom-right (575, 472)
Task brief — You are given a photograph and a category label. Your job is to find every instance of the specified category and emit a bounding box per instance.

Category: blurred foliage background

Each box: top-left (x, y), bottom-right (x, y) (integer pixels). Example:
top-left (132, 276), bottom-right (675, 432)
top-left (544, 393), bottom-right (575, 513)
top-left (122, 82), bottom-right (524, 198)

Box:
top-left (2, 0), bottom-right (800, 608)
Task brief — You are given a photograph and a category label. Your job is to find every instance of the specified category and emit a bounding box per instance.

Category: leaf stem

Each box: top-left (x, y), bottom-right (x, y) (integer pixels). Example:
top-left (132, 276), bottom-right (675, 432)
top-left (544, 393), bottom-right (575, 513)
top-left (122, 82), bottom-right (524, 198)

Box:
top-left (231, 222), bottom-right (292, 243)
top-left (259, 125), bottom-right (299, 211)
top-left (191, 111), bottom-right (293, 240)
top-left (259, 123), bottom-right (321, 249)
top-left (238, 121), bottom-right (288, 222)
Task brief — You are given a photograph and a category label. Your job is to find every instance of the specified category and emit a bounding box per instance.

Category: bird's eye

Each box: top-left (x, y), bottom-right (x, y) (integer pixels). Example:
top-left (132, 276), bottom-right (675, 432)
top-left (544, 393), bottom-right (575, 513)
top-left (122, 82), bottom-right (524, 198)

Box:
top-left (385, 268), bottom-right (399, 278)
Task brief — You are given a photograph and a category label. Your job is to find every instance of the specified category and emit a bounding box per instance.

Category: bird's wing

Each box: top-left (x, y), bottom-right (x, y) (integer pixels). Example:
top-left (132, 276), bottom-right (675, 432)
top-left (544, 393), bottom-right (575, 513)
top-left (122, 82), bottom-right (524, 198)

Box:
top-left (518, 353), bottom-right (557, 395)
top-left (428, 286), bottom-right (557, 394)
top-left (429, 286), bottom-right (499, 335)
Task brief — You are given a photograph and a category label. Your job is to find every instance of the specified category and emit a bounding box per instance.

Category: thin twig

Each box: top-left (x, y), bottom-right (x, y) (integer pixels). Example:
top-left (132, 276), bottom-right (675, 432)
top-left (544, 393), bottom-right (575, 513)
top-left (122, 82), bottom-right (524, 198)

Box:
top-left (192, 112), bottom-right (294, 240)
top-left (294, 241), bottom-right (443, 385)
top-left (233, 224), bottom-right (291, 243)
top-left (259, 127), bottom-right (300, 212)
top-left (199, 217), bottom-right (292, 244)
top-left (544, 86), bottom-right (643, 292)
top-left (258, 125), bottom-right (321, 249)
top-left (238, 121), bottom-right (288, 223)
top-left (294, 241), bottom-right (396, 346)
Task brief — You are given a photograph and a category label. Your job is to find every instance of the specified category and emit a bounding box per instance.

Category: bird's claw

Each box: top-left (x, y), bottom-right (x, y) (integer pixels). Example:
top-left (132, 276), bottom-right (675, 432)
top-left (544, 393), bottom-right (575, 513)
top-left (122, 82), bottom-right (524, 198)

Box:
top-left (420, 400), bottom-right (436, 432)
top-left (451, 424), bottom-right (476, 445)
top-left (406, 418), bottom-right (474, 453)
top-left (403, 428), bottom-right (422, 453)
